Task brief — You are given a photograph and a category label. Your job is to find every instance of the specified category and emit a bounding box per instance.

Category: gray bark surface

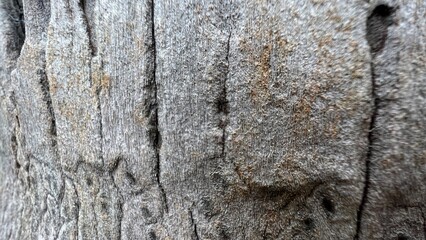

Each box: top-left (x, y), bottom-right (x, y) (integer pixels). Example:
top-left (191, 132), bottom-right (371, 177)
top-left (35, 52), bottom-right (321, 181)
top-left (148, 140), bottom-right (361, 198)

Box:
top-left (0, 0), bottom-right (424, 239)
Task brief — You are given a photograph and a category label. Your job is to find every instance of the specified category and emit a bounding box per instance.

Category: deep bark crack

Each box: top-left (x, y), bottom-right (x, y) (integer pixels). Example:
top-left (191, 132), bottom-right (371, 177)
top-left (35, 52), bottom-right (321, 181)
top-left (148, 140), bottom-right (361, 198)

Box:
top-left (354, 5), bottom-right (395, 239)
top-left (354, 50), bottom-right (376, 240)
top-left (150, 0), bottom-right (168, 214)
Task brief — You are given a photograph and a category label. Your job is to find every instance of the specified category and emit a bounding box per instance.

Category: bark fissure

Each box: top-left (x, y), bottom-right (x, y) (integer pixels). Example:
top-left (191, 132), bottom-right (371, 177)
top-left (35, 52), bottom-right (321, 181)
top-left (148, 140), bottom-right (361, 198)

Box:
top-left (110, 169), bottom-right (123, 239)
top-left (262, 223), bottom-right (268, 240)
top-left (221, 31), bottom-right (231, 159)
top-left (116, 200), bottom-right (123, 239)
top-left (354, 5), bottom-right (394, 239)
top-left (7, 0), bottom-right (25, 49)
top-left (10, 96), bottom-right (20, 171)
top-left (78, 0), bottom-right (104, 169)
top-left (150, 0), bottom-right (168, 214)
top-left (354, 76), bottom-right (375, 239)
top-left (70, 178), bottom-right (80, 240)
top-left (78, 0), bottom-right (95, 55)
top-left (421, 207), bottom-right (426, 239)
top-left (189, 209), bottom-right (200, 240)
top-left (39, 69), bottom-right (58, 148)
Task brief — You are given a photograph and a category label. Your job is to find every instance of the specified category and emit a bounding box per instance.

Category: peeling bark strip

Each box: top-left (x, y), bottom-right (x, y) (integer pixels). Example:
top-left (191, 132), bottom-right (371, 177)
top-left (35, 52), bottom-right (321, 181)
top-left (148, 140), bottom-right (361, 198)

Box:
top-left (354, 4), bottom-right (395, 239)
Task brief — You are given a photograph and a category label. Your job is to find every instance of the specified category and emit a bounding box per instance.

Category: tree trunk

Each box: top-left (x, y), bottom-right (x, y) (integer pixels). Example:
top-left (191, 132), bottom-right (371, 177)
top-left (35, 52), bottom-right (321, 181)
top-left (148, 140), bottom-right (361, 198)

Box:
top-left (1, 0), bottom-right (425, 239)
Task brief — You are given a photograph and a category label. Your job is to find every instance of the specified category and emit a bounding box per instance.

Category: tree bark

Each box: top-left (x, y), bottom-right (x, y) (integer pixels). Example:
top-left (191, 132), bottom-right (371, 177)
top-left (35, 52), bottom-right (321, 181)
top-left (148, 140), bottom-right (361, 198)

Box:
top-left (0, 0), bottom-right (425, 239)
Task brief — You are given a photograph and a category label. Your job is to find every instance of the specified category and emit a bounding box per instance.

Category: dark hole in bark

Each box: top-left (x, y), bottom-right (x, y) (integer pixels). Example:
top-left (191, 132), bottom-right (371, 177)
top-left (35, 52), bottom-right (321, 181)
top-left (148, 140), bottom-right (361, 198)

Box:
top-left (141, 207), bottom-right (152, 219)
top-left (367, 4), bottom-right (395, 54)
top-left (215, 97), bottom-right (229, 114)
top-left (397, 233), bottom-right (409, 240)
top-left (148, 231), bottom-right (157, 240)
top-left (322, 197), bottom-right (335, 214)
top-left (125, 171), bottom-right (136, 184)
top-left (219, 229), bottom-right (230, 239)
top-left (101, 202), bottom-right (108, 211)
top-left (110, 156), bottom-right (122, 172)
top-left (11, 134), bottom-right (17, 152)
top-left (304, 218), bottom-right (314, 230)
top-left (254, 186), bottom-right (287, 199)
top-left (373, 4), bottom-right (393, 17)
top-left (86, 177), bottom-right (93, 186)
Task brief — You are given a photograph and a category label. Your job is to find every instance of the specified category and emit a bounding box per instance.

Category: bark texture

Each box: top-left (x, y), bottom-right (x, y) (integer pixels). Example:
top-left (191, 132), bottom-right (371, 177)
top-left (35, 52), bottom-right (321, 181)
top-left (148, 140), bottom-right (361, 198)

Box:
top-left (0, 0), bottom-right (425, 239)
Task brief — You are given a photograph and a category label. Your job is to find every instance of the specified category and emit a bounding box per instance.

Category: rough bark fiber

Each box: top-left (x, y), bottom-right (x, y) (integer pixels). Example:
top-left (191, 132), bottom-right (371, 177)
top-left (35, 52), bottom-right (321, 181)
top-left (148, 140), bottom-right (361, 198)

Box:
top-left (0, 0), bottom-right (425, 239)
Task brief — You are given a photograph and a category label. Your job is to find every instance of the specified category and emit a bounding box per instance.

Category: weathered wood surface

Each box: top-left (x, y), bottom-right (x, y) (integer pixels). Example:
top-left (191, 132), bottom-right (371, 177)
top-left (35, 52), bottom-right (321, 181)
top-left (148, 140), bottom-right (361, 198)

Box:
top-left (0, 0), bottom-right (424, 239)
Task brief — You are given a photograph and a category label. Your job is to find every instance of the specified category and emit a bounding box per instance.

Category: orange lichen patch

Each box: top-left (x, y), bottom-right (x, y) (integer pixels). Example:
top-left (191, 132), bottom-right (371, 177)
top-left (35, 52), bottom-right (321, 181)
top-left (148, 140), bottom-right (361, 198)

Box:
top-left (133, 103), bottom-right (147, 125)
top-left (325, 113), bottom-right (341, 139)
top-left (234, 162), bottom-right (255, 184)
top-left (91, 68), bottom-right (111, 94)
top-left (101, 74), bottom-right (111, 90)
top-left (318, 35), bottom-right (333, 48)
top-left (48, 76), bottom-right (58, 95)
top-left (250, 44), bottom-right (272, 104)
top-left (293, 98), bottom-right (312, 121)
top-left (326, 9), bottom-right (343, 23)
top-left (351, 66), bottom-right (365, 79)
top-left (415, 151), bottom-right (426, 166)
top-left (276, 37), bottom-right (296, 56)
top-left (311, 0), bottom-right (326, 4)
top-left (380, 158), bottom-right (394, 169)
top-left (340, 20), bottom-right (353, 32)
top-left (292, 82), bottom-right (323, 121)
top-left (290, 80), bottom-right (339, 138)
top-left (58, 103), bottom-right (75, 120)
